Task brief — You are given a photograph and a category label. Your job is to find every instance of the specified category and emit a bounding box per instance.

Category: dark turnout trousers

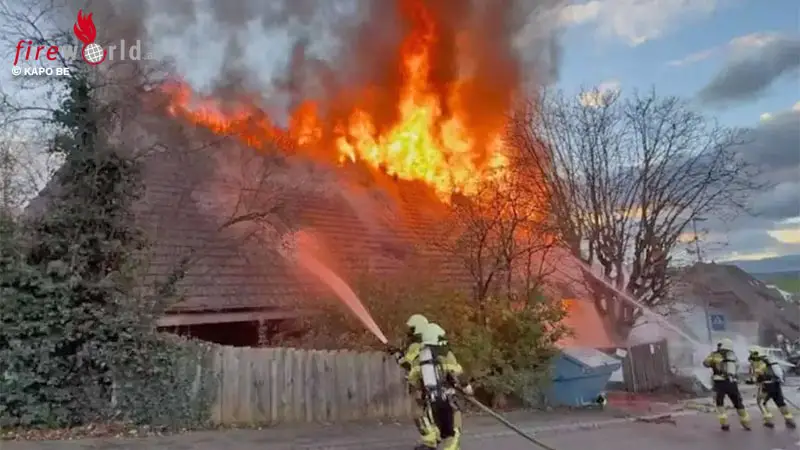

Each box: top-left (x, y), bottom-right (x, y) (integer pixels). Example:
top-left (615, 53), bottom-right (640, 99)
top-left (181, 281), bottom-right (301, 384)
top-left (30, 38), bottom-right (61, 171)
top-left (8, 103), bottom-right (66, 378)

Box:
top-left (713, 379), bottom-right (750, 429)
top-left (757, 382), bottom-right (796, 428)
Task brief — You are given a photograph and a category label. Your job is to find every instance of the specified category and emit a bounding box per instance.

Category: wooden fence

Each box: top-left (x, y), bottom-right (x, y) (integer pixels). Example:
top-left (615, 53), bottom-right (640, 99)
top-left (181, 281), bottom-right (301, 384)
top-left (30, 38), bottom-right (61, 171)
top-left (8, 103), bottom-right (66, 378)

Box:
top-left (182, 342), bottom-right (672, 425)
top-left (204, 346), bottom-right (414, 426)
top-left (601, 340), bottom-right (672, 393)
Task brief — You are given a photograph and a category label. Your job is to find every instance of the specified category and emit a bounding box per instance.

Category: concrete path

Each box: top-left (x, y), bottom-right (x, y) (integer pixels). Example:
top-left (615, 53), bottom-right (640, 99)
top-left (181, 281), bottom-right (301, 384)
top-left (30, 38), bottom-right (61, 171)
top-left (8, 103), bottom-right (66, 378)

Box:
top-left (3, 405), bottom-right (799, 450)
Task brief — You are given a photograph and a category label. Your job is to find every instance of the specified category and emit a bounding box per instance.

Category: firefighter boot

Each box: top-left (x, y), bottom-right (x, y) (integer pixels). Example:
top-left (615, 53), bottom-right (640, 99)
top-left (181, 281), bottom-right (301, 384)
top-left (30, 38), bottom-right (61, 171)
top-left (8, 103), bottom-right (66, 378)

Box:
top-left (779, 406), bottom-right (797, 429)
top-left (440, 410), bottom-right (463, 450)
top-left (737, 409), bottom-right (752, 430)
top-left (717, 407), bottom-right (730, 431)
top-left (759, 403), bottom-right (775, 428)
top-left (414, 413), bottom-right (439, 449)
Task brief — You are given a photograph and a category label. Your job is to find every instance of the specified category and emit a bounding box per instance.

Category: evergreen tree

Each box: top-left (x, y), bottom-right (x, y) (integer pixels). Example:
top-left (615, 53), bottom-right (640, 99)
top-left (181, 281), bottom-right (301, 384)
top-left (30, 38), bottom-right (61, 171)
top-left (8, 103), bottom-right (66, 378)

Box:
top-left (0, 69), bottom-right (147, 427)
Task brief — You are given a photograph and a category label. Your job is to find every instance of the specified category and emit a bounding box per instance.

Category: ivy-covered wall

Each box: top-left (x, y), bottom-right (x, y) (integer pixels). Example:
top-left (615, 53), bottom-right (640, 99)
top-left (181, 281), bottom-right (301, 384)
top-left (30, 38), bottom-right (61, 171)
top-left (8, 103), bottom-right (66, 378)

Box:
top-left (110, 334), bottom-right (219, 429)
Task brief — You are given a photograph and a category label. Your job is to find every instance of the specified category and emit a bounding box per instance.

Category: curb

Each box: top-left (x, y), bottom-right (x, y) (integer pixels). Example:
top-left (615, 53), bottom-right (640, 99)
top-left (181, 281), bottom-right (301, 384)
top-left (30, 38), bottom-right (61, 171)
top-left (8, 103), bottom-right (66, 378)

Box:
top-left (304, 410), bottom-right (705, 449)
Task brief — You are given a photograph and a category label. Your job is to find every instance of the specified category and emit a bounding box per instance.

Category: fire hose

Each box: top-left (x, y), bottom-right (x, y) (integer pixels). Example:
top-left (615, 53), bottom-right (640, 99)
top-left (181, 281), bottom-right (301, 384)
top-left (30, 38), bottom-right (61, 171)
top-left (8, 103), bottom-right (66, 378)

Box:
top-left (456, 388), bottom-right (559, 450)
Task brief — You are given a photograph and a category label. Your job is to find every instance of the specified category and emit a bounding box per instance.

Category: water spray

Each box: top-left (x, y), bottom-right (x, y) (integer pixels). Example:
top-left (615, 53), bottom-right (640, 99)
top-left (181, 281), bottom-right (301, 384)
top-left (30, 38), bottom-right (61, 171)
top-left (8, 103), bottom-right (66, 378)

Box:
top-left (574, 258), bottom-right (800, 410)
top-left (296, 252), bottom-right (388, 344)
top-left (278, 230), bottom-right (388, 344)
top-left (575, 261), bottom-right (700, 345)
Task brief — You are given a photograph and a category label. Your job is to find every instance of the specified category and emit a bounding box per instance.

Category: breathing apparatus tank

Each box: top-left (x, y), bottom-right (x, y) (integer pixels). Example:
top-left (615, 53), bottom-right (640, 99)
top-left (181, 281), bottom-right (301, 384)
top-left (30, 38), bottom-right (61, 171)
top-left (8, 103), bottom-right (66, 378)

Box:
top-left (718, 338), bottom-right (738, 379)
top-left (769, 358), bottom-right (785, 383)
top-left (418, 345), bottom-right (441, 392)
top-left (418, 323), bottom-right (447, 399)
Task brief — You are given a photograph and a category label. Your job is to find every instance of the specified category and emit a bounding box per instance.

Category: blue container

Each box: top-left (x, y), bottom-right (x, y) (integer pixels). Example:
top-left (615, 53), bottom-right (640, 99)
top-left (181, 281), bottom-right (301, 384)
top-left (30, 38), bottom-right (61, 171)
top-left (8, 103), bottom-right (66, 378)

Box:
top-left (548, 347), bottom-right (622, 407)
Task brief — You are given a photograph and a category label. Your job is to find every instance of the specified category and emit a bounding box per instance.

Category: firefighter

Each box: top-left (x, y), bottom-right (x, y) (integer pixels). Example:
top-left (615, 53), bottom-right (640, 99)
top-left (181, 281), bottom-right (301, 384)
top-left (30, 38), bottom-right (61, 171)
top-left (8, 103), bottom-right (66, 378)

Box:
top-left (747, 346), bottom-right (796, 429)
top-left (703, 338), bottom-right (751, 430)
top-left (387, 314), bottom-right (440, 447)
top-left (407, 322), bottom-right (473, 450)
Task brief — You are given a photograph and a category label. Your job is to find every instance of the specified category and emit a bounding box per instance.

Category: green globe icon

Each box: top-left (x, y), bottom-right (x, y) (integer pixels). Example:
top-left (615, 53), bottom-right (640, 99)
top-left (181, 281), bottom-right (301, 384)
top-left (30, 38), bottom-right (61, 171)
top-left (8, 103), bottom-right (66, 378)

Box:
top-left (83, 43), bottom-right (104, 64)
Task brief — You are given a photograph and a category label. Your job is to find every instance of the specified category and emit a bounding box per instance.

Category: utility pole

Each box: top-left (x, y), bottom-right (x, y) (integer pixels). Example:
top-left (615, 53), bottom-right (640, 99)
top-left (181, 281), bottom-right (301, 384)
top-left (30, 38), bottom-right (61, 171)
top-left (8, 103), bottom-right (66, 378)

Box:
top-left (692, 217), bottom-right (713, 344)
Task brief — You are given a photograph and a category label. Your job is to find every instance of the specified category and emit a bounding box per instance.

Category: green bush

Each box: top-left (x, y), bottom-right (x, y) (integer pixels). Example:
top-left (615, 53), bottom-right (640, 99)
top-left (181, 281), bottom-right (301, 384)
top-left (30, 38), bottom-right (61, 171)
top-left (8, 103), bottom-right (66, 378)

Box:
top-left (0, 70), bottom-right (215, 431)
top-left (449, 291), bottom-right (569, 407)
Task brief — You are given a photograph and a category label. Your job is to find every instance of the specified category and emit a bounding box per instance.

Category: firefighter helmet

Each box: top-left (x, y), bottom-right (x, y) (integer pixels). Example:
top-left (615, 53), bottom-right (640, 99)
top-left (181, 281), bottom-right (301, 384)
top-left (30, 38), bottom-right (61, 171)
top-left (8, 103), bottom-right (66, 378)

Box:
top-left (421, 323), bottom-right (446, 346)
top-left (718, 338), bottom-right (734, 351)
top-left (405, 314), bottom-right (428, 334)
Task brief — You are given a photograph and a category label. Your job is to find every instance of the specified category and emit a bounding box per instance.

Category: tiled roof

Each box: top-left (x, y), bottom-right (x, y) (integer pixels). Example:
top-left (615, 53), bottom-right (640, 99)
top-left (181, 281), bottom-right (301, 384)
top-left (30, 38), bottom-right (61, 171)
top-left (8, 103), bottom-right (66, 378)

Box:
top-left (137, 145), bottom-right (476, 313)
top-left (27, 138), bottom-right (608, 339)
top-left (676, 263), bottom-right (800, 338)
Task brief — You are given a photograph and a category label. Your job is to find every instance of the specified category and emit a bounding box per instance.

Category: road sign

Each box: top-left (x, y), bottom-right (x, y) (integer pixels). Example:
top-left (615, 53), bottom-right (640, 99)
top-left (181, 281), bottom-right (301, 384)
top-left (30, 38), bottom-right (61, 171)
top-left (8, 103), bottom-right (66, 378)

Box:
top-left (709, 313), bottom-right (726, 331)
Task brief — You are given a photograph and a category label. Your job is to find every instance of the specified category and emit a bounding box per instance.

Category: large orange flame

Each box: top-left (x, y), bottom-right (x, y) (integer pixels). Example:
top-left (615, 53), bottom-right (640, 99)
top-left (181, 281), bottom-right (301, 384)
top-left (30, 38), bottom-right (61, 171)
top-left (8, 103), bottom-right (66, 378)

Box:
top-left (163, 0), bottom-right (513, 203)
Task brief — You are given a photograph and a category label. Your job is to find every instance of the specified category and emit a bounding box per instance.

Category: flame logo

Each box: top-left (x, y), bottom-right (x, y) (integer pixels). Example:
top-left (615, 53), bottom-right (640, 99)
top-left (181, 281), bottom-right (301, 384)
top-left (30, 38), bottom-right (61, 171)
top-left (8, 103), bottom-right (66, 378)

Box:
top-left (73, 9), bottom-right (106, 65)
top-left (73, 10), bottom-right (96, 44)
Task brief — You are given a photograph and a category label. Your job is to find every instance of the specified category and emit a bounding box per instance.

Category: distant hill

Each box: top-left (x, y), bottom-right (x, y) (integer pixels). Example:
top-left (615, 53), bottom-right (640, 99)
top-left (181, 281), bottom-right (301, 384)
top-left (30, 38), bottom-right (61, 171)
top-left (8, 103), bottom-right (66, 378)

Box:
top-left (725, 254), bottom-right (800, 274)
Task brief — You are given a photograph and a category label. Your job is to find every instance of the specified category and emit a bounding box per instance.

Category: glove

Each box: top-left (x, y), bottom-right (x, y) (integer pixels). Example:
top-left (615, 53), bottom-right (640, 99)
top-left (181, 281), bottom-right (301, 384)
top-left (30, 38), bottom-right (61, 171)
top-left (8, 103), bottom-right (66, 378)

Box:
top-left (461, 384), bottom-right (474, 396)
top-left (385, 345), bottom-right (403, 362)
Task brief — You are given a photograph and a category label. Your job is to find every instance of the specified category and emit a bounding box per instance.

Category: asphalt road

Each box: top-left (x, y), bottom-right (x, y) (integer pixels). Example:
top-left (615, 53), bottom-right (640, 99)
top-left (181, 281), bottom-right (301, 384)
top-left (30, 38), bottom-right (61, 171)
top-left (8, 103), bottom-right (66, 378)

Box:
top-left (4, 407), bottom-right (799, 450)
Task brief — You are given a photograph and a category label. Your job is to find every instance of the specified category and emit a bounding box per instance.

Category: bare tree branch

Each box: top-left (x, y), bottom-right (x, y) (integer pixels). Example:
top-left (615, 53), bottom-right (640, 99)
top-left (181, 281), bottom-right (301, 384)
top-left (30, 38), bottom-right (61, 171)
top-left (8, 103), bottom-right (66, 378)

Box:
top-left (430, 171), bottom-right (558, 324)
top-left (508, 88), bottom-right (765, 337)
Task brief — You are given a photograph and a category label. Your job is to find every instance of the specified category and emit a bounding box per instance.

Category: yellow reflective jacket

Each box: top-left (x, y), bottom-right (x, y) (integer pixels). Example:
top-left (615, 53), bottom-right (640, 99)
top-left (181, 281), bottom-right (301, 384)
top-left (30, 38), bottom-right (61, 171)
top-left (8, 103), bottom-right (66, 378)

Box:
top-left (407, 345), bottom-right (464, 387)
top-left (703, 350), bottom-right (738, 381)
top-left (398, 342), bottom-right (422, 372)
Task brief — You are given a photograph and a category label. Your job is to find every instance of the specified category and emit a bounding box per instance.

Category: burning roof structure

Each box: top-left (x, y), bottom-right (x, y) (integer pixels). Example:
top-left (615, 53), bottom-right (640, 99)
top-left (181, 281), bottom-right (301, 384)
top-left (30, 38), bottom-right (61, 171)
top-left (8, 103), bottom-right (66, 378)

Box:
top-left (26, 0), bottom-right (616, 347)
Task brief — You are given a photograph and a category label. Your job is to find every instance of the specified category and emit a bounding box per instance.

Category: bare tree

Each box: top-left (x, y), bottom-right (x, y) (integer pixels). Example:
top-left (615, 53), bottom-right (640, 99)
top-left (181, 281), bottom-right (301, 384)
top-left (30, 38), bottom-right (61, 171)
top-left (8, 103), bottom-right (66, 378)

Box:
top-left (0, 124), bottom-right (62, 214)
top-left (432, 172), bottom-right (556, 323)
top-left (508, 88), bottom-right (763, 337)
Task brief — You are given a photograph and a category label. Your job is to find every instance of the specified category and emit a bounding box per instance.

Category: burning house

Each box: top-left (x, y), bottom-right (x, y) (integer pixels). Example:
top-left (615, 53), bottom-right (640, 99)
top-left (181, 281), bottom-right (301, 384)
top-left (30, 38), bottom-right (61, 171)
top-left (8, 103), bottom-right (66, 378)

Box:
top-left (133, 141), bottom-right (617, 347)
top-left (28, 0), bottom-right (617, 348)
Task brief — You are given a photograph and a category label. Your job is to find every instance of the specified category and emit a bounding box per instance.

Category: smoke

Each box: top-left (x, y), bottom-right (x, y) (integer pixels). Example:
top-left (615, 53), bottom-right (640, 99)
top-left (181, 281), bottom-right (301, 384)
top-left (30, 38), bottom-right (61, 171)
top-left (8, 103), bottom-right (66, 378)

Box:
top-left (49, 0), bottom-right (568, 203)
top-left (60, 0), bottom-right (565, 111)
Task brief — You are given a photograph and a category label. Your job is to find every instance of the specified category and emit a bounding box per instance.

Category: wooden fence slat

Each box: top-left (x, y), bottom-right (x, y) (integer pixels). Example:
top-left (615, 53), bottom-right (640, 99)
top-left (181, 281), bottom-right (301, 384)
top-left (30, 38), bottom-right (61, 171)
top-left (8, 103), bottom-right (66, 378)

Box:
top-left (316, 351), bottom-right (329, 422)
top-left (269, 355), bottom-right (278, 424)
top-left (336, 350), bottom-right (349, 422)
top-left (238, 348), bottom-right (253, 424)
top-left (374, 353), bottom-right (384, 418)
top-left (250, 348), bottom-right (267, 424)
top-left (339, 351), bottom-right (358, 420)
top-left (360, 353), bottom-right (370, 418)
top-left (348, 352), bottom-right (366, 420)
top-left (282, 348), bottom-right (293, 423)
top-left (210, 346), bottom-right (223, 424)
top-left (335, 351), bottom-right (347, 421)
top-left (220, 347), bottom-right (238, 424)
top-left (291, 349), bottom-right (301, 422)
top-left (384, 355), bottom-right (398, 418)
top-left (293, 348), bottom-right (303, 422)
top-left (303, 350), bottom-right (313, 423)
top-left (327, 350), bottom-right (338, 422)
